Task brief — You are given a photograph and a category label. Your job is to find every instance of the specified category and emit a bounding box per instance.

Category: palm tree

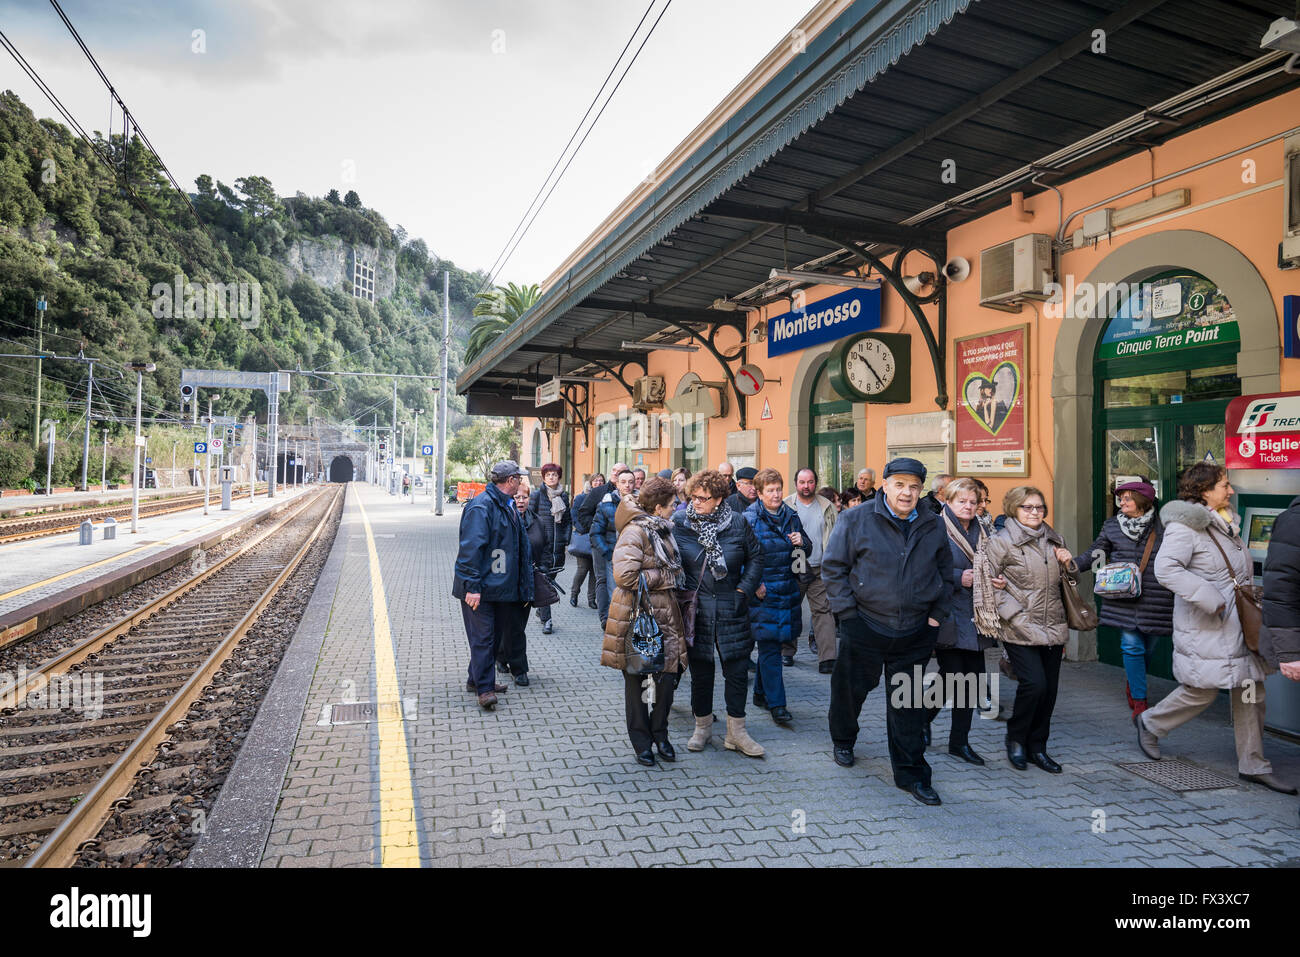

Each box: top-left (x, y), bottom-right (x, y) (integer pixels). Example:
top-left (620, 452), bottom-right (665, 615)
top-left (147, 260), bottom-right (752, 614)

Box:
top-left (465, 282), bottom-right (541, 364)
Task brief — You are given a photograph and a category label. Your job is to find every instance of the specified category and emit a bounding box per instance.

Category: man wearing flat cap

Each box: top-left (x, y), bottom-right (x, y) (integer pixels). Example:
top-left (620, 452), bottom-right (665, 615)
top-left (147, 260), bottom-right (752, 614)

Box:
top-left (822, 456), bottom-right (953, 805)
top-left (453, 460), bottom-right (534, 710)
top-left (726, 466), bottom-right (759, 515)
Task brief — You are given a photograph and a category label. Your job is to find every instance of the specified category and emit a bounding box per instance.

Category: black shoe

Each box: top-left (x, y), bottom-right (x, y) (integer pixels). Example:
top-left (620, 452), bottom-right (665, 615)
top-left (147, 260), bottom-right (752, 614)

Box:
top-left (948, 743), bottom-right (985, 765)
top-left (753, 691), bottom-right (768, 709)
top-left (542, 620), bottom-right (553, 634)
top-left (781, 655), bottom-right (795, 667)
top-left (588, 599), bottom-right (597, 609)
top-left (922, 725), bottom-right (931, 747)
top-left (1030, 751), bottom-right (1062, 773)
top-left (833, 746), bottom-right (855, 768)
top-left (1006, 740), bottom-right (1028, 770)
top-left (655, 739), bottom-right (676, 762)
top-left (899, 782), bottom-right (942, 806)
top-left (568, 595), bottom-right (578, 607)
top-left (770, 706), bottom-right (792, 725)
top-left (496, 661), bottom-right (509, 675)
top-left (635, 749), bottom-right (655, 767)
top-left (819, 660), bottom-right (835, 675)
top-left (514, 673), bottom-right (530, 687)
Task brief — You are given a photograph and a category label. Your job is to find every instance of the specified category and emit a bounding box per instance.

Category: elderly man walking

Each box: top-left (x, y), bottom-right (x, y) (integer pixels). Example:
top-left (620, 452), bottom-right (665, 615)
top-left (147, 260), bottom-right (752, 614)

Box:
top-left (823, 457), bottom-right (953, 805)
top-left (786, 467), bottom-right (837, 672)
top-left (453, 461), bottom-right (534, 710)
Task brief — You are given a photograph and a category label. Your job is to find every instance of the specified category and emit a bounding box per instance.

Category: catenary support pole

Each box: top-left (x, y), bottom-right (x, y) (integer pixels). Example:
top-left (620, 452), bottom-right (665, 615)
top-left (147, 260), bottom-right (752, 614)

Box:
top-left (437, 270), bottom-right (449, 517)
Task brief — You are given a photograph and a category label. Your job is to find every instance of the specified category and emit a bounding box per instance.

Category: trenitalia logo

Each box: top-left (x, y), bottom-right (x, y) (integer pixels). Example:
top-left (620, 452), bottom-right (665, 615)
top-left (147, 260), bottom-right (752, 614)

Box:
top-left (1237, 397), bottom-right (1300, 433)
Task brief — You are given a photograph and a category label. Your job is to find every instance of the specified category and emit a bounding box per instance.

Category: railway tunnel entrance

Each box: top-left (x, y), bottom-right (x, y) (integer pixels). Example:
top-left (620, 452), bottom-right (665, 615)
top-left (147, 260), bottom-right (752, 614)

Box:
top-left (329, 456), bottom-right (355, 483)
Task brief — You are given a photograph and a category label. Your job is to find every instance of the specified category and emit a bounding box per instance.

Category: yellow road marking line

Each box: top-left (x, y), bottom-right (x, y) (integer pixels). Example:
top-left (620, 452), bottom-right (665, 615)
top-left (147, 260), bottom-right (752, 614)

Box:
top-left (355, 494), bottom-right (421, 868)
top-left (0, 515), bottom-right (234, 603)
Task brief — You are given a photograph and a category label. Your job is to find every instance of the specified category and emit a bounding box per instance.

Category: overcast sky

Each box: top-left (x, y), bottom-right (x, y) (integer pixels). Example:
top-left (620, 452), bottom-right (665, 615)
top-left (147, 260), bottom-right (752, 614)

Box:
top-left (0, 0), bottom-right (815, 286)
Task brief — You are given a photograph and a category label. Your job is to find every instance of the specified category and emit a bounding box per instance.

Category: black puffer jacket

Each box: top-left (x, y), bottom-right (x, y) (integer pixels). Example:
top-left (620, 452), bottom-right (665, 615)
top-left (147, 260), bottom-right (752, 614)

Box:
top-left (1074, 514), bottom-right (1175, 635)
top-left (1262, 495), bottom-right (1300, 667)
top-left (672, 506), bottom-right (763, 664)
top-left (527, 485), bottom-right (571, 572)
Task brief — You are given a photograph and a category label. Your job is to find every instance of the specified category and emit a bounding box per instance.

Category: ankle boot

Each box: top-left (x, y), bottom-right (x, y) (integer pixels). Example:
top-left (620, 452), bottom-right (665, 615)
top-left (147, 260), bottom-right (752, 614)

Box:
top-left (724, 716), bottom-right (765, 758)
top-left (687, 715), bottom-right (714, 751)
top-left (1124, 681), bottom-right (1135, 712)
top-left (1132, 698), bottom-right (1148, 718)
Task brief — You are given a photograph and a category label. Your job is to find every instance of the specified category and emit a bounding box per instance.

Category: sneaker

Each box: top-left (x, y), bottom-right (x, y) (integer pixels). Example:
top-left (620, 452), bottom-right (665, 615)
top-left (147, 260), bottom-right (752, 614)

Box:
top-left (808, 635), bottom-right (817, 653)
top-left (542, 620), bottom-right (554, 634)
top-left (781, 655), bottom-right (795, 667)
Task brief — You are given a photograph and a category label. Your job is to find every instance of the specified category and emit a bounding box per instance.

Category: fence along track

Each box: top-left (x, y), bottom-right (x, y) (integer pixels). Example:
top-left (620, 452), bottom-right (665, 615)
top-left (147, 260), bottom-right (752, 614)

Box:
top-left (1, 485), bottom-right (340, 867)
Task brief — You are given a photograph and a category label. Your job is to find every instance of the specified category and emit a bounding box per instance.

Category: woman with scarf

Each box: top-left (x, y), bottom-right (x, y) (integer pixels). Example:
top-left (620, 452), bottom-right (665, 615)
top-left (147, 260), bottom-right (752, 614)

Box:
top-left (1073, 480), bottom-right (1174, 719)
top-left (601, 477), bottom-right (689, 767)
top-left (984, 486), bottom-right (1075, 773)
top-left (1135, 464), bottom-right (1295, 794)
top-left (925, 478), bottom-right (1005, 764)
top-left (672, 469), bottom-right (765, 756)
top-left (528, 463), bottom-right (571, 635)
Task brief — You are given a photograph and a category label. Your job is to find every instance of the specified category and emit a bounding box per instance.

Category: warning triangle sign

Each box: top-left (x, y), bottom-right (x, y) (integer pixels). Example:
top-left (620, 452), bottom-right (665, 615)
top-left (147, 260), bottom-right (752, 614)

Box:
top-left (761, 398), bottom-right (773, 420)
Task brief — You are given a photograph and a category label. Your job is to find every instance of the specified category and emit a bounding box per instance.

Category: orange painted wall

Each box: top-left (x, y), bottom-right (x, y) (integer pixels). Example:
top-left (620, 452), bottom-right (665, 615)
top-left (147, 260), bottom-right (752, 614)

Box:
top-left (539, 88), bottom-right (1300, 506)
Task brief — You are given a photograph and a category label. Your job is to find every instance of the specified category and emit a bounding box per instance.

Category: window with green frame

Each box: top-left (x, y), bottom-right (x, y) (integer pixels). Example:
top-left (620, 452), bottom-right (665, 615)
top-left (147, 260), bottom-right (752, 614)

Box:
top-left (595, 415), bottom-right (630, 479)
top-left (808, 360), bottom-right (856, 490)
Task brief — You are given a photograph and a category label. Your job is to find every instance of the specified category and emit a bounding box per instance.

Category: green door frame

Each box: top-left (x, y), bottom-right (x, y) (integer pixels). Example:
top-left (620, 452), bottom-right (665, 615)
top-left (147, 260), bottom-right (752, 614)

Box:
top-left (808, 361), bottom-right (855, 487)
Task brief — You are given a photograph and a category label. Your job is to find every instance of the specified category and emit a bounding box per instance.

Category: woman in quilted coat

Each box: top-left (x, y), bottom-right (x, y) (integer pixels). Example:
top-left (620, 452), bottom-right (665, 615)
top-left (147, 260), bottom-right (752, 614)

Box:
top-left (1135, 463), bottom-right (1295, 794)
top-left (744, 468), bottom-right (806, 726)
top-left (601, 477), bottom-right (687, 767)
top-left (1073, 479), bottom-right (1174, 719)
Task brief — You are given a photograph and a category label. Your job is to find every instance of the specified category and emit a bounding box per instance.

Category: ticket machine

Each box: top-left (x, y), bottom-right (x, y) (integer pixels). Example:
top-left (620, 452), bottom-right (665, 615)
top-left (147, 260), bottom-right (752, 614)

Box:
top-left (1226, 391), bottom-right (1300, 735)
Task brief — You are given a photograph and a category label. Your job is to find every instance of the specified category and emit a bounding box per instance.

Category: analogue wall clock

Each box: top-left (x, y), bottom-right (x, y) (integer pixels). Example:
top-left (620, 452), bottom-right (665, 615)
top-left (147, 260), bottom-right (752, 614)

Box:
top-left (828, 332), bottom-right (911, 403)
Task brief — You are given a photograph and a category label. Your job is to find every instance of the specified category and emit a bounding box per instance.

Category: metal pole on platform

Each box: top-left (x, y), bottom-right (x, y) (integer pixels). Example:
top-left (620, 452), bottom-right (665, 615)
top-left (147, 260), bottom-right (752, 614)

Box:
top-left (268, 381), bottom-right (279, 499)
top-left (391, 380), bottom-right (398, 495)
top-left (437, 270), bottom-right (449, 517)
top-left (80, 360), bottom-right (93, 491)
top-left (128, 361), bottom-right (154, 533)
top-left (100, 428), bottom-right (108, 491)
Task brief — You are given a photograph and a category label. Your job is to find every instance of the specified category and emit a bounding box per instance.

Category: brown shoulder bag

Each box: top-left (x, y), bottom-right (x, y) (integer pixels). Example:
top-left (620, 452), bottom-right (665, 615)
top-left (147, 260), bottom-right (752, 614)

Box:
top-left (1206, 527), bottom-right (1264, 653)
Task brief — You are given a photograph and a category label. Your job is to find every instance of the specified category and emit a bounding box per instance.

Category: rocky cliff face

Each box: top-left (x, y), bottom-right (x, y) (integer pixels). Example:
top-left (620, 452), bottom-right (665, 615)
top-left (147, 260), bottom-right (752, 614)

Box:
top-left (280, 237), bottom-right (397, 301)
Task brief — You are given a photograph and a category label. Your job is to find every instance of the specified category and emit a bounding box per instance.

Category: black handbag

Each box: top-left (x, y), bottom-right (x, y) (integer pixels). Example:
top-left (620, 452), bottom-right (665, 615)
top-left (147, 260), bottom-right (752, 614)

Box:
top-left (624, 572), bottom-right (665, 675)
top-left (532, 567), bottom-right (561, 607)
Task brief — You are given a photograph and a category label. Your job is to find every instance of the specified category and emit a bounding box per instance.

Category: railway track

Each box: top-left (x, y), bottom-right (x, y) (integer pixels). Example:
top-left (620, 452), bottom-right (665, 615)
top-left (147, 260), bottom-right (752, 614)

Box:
top-left (0, 486), bottom-right (269, 545)
top-left (0, 483), bottom-right (342, 867)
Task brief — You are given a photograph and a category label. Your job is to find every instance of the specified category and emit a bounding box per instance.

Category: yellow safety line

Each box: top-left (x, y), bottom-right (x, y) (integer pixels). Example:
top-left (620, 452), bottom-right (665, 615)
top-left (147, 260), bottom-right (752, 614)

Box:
top-left (354, 494), bottom-right (421, 868)
top-left (0, 514), bottom-right (234, 603)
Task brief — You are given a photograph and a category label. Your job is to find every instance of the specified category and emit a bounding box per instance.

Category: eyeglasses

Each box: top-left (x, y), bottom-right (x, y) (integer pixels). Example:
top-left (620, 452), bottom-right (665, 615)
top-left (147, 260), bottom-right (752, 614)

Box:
top-left (1018, 504), bottom-right (1046, 513)
top-left (691, 494), bottom-right (714, 503)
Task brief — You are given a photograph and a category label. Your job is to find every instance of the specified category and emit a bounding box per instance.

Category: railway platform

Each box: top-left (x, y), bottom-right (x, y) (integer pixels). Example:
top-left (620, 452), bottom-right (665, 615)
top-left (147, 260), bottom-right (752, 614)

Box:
top-left (0, 485), bottom-right (315, 647)
top-left (0, 483), bottom-right (202, 518)
top-left (190, 481), bottom-right (1300, 868)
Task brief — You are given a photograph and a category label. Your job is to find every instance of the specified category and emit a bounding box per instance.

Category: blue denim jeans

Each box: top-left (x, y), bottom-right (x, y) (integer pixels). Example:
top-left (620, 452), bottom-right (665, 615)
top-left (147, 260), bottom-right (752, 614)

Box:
top-left (1119, 629), bottom-right (1165, 701)
top-left (752, 638), bottom-right (787, 708)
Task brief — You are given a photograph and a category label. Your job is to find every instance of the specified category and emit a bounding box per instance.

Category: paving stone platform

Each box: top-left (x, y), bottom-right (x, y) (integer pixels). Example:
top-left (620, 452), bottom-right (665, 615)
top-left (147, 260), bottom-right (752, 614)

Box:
top-left (230, 482), bottom-right (1300, 868)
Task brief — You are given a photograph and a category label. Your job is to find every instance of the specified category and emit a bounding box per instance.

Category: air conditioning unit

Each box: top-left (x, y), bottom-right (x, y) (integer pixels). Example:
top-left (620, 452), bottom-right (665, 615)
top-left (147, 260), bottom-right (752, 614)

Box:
top-left (540, 418), bottom-right (562, 433)
top-left (1282, 133), bottom-right (1300, 268)
top-left (979, 233), bottom-right (1054, 312)
top-left (631, 375), bottom-right (666, 410)
top-left (627, 412), bottom-right (660, 450)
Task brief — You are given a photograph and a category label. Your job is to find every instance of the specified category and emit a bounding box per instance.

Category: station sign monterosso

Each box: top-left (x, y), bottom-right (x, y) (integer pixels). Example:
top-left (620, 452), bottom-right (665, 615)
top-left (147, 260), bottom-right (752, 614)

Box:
top-left (766, 286), bottom-right (882, 358)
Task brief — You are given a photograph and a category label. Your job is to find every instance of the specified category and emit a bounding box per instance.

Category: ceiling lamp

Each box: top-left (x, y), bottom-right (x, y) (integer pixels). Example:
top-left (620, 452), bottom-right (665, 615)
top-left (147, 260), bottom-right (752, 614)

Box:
top-left (621, 340), bottom-right (698, 352)
top-left (768, 268), bottom-right (880, 289)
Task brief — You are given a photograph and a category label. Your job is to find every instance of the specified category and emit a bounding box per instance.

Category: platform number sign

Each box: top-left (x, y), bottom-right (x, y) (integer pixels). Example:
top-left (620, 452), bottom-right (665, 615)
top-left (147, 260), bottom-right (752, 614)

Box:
top-left (194, 442), bottom-right (207, 454)
top-left (421, 444), bottom-right (434, 456)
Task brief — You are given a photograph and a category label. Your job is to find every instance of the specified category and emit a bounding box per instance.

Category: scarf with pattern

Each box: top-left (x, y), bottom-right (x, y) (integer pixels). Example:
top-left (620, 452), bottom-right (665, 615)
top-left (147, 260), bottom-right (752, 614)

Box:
top-left (1117, 508), bottom-right (1154, 542)
top-left (687, 500), bottom-right (734, 579)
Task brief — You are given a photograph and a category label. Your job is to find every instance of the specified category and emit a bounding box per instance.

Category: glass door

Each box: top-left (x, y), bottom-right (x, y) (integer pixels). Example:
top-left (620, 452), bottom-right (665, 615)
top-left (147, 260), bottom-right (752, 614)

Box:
top-left (809, 361), bottom-right (856, 489)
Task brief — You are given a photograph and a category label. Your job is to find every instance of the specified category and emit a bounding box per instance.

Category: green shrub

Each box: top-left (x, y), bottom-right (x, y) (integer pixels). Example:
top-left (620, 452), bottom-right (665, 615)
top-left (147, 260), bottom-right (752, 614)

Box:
top-left (0, 440), bottom-right (35, 488)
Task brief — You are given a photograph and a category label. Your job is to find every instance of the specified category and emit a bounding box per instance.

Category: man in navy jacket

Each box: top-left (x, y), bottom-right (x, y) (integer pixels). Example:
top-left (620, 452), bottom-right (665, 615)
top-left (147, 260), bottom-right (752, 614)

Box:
top-left (453, 460), bottom-right (533, 710)
top-left (822, 457), bottom-right (953, 806)
top-left (591, 467), bottom-right (634, 628)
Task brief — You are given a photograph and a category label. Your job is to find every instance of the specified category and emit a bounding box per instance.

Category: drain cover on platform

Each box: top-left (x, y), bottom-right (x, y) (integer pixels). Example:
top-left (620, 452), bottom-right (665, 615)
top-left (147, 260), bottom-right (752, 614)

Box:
top-left (1117, 759), bottom-right (1238, 792)
top-left (330, 701), bottom-right (402, 724)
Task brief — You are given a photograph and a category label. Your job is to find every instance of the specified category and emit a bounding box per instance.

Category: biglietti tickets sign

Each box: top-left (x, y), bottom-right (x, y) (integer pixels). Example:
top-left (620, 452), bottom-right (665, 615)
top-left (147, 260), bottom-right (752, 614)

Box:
top-left (766, 286), bottom-right (881, 358)
top-left (1227, 392), bottom-right (1300, 469)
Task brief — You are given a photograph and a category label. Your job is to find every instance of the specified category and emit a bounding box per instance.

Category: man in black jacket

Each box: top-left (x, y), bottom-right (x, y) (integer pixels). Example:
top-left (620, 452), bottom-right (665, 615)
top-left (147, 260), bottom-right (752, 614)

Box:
top-left (726, 466), bottom-right (759, 515)
top-left (822, 457), bottom-right (953, 806)
top-left (574, 461), bottom-right (626, 532)
top-left (568, 473), bottom-right (602, 610)
top-left (1262, 494), bottom-right (1300, 683)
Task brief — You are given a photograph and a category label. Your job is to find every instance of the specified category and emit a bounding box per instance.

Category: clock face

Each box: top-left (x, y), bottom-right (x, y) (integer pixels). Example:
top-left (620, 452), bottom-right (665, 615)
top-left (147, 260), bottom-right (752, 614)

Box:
top-left (844, 337), bottom-right (896, 396)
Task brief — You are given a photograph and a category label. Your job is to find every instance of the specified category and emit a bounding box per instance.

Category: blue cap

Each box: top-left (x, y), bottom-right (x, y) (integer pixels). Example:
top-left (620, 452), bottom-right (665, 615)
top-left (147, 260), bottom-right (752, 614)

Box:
top-left (882, 457), bottom-right (927, 484)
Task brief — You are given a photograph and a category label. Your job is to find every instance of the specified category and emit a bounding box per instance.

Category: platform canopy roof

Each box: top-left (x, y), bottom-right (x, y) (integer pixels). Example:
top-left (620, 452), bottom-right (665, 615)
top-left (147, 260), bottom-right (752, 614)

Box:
top-left (458, 0), bottom-right (1300, 407)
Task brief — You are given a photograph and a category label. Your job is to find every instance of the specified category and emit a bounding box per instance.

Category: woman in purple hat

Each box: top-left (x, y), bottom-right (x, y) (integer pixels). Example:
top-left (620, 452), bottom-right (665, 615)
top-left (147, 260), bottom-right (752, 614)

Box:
top-left (1074, 480), bottom-right (1174, 719)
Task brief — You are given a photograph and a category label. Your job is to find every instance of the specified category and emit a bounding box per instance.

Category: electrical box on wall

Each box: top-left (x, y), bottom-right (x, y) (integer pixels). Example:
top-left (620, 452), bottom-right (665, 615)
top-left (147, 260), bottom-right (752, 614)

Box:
top-left (726, 430), bottom-right (759, 470)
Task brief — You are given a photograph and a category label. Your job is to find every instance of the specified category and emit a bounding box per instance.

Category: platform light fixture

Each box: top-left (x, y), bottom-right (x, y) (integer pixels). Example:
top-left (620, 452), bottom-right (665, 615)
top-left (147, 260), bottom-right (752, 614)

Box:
top-left (768, 268), bottom-right (881, 289)
top-left (620, 340), bottom-right (698, 352)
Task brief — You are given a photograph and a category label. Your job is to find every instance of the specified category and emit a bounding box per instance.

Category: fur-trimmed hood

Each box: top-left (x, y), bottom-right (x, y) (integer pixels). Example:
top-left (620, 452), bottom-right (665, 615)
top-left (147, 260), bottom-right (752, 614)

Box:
top-left (1160, 499), bottom-right (1218, 531)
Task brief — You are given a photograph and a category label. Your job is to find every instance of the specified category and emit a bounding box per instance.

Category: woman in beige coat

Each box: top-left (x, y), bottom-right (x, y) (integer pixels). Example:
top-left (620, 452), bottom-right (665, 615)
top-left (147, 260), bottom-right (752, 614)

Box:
top-left (984, 485), bottom-right (1074, 773)
top-left (601, 477), bottom-right (687, 767)
top-left (1135, 463), bottom-right (1295, 793)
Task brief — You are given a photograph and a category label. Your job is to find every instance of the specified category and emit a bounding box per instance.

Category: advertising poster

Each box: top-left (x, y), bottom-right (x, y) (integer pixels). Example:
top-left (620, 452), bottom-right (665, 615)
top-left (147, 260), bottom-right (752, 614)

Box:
top-left (955, 324), bottom-right (1028, 476)
top-left (1226, 391), bottom-right (1300, 469)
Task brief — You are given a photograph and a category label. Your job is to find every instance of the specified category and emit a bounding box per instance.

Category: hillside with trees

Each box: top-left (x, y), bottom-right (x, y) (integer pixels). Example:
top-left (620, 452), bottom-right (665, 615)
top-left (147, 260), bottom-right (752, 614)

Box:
top-left (0, 89), bottom-right (496, 488)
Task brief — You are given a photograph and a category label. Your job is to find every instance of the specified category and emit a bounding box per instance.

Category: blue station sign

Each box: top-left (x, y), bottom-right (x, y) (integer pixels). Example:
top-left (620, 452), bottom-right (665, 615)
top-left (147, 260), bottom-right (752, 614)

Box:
top-left (765, 286), bottom-right (881, 358)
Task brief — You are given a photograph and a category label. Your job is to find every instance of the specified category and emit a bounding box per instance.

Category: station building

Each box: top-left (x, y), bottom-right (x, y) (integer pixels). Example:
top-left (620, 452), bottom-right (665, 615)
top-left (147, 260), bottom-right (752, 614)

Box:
top-left (458, 0), bottom-right (1300, 668)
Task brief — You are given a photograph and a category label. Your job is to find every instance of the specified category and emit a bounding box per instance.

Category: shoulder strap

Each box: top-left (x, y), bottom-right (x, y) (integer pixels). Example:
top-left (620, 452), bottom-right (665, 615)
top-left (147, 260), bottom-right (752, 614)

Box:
top-left (1205, 526), bottom-right (1243, 586)
top-left (1137, 526), bottom-right (1157, 576)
